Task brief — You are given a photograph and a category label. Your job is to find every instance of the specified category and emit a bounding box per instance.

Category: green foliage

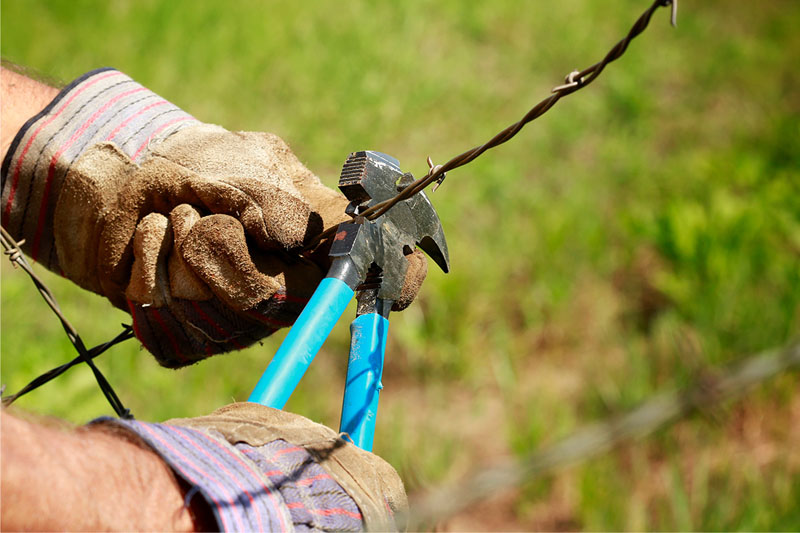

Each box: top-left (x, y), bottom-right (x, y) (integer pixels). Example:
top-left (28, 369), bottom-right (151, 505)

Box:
top-left (2, 0), bottom-right (798, 529)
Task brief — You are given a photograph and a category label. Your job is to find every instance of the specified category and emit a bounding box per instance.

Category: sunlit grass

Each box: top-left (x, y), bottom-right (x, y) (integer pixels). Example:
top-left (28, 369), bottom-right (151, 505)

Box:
top-left (2, 0), bottom-right (798, 529)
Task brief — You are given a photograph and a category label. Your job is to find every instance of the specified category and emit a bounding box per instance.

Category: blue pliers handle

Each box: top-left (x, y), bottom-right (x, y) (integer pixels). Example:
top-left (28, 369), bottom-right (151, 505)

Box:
top-left (247, 150), bottom-right (449, 452)
top-left (247, 257), bottom-right (388, 451)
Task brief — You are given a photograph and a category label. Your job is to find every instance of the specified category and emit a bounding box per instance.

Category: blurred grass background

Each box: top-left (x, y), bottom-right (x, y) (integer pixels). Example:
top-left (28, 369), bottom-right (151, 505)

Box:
top-left (2, 0), bottom-right (799, 529)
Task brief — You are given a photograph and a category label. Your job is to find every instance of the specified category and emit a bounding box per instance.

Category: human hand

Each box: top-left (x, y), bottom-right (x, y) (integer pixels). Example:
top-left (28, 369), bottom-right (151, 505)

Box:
top-left (61, 123), bottom-right (355, 367)
top-left (1, 69), bottom-right (427, 366)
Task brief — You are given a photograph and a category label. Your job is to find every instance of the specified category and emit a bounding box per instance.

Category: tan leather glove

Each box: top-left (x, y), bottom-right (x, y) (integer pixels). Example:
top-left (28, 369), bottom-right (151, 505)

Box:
top-left (1, 69), bottom-right (426, 367)
top-left (168, 403), bottom-right (408, 531)
top-left (96, 403), bottom-right (407, 531)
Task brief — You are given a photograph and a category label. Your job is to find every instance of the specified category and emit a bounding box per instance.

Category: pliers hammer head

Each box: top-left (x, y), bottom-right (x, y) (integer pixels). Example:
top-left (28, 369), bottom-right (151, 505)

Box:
top-left (331, 151), bottom-right (449, 302)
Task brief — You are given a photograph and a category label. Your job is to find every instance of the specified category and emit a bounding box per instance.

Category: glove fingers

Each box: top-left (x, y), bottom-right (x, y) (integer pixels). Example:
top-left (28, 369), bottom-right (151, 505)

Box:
top-left (98, 156), bottom-right (199, 305)
top-left (123, 210), bottom-right (328, 366)
top-left (188, 175), bottom-right (313, 250)
top-left (125, 212), bottom-right (172, 307)
top-left (91, 126), bottom-right (352, 363)
top-left (391, 248), bottom-right (428, 312)
top-left (181, 214), bottom-right (283, 310)
top-left (149, 126), bottom-right (319, 249)
top-left (99, 129), bottom-right (348, 308)
top-left (167, 204), bottom-right (213, 301)
top-left (101, 153), bottom-right (315, 296)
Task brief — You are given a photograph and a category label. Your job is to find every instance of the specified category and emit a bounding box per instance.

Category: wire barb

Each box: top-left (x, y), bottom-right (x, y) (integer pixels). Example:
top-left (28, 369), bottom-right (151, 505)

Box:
top-left (304, 0), bottom-right (675, 251)
top-left (427, 156), bottom-right (447, 192)
top-left (551, 70), bottom-right (584, 93)
top-left (662, 0), bottom-right (678, 27)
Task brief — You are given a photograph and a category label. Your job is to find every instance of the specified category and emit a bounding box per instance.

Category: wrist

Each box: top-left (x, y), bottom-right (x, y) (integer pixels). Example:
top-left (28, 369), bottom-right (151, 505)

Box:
top-left (0, 410), bottom-right (200, 532)
top-left (0, 67), bottom-right (59, 161)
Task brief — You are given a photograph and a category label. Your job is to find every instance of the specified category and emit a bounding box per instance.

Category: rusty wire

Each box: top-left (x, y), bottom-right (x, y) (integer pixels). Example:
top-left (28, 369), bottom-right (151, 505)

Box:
top-left (1, 226), bottom-right (134, 418)
top-left (1, 0), bottom-right (675, 418)
top-left (306, 0), bottom-right (677, 250)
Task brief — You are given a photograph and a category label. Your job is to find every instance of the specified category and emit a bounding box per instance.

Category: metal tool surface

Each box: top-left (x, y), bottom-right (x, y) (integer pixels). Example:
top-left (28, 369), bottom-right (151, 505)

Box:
top-left (248, 151), bottom-right (448, 450)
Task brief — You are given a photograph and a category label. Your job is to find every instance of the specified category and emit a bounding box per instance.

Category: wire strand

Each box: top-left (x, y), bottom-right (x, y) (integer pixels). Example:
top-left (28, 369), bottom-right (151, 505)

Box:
top-left (1, 227), bottom-right (134, 418)
top-left (304, 0), bottom-right (676, 251)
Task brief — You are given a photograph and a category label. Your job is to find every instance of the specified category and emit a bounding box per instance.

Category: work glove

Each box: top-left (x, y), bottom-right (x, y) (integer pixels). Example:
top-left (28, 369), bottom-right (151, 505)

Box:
top-left (97, 403), bottom-right (407, 531)
top-left (1, 68), bottom-right (426, 367)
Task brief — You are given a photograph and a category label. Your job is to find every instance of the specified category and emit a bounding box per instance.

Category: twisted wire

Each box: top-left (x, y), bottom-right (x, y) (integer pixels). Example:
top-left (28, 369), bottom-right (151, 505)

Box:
top-left (1, 0), bottom-right (676, 418)
top-left (306, 0), bottom-right (676, 250)
top-left (1, 227), bottom-right (134, 418)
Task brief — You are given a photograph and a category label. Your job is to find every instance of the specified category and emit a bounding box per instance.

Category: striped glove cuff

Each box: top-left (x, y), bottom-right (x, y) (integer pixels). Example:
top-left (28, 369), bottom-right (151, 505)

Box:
top-left (1, 68), bottom-right (199, 271)
top-left (94, 418), bottom-right (368, 532)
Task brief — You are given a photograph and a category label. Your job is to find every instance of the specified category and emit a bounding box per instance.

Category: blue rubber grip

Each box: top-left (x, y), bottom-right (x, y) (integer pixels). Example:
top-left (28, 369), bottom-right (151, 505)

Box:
top-left (248, 277), bottom-right (355, 408)
top-left (338, 312), bottom-right (389, 452)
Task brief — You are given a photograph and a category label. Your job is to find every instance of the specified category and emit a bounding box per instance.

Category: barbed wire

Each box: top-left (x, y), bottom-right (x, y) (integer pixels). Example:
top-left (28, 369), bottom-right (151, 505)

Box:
top-left (305, 0), bottom-right (677, 251)
top-left (5, 2), bottom-right (799, 529)
top-left (2, 0), bottom-right (676, 416)
top-left (401, 339), bottom-right (800, 530)
top-left (1, 227), bottom-right (134, 418)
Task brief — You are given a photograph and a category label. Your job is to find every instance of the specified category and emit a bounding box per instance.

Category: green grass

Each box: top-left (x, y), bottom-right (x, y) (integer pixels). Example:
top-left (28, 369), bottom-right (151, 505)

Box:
top-left (2, 0), bottom-right (799, 529)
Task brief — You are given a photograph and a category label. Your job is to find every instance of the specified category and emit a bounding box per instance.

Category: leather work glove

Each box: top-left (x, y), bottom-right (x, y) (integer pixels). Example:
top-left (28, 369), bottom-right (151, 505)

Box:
top-left (1, 68), bottom-right (426, 367)
top-left (97, 402), bottom-right (408, 531)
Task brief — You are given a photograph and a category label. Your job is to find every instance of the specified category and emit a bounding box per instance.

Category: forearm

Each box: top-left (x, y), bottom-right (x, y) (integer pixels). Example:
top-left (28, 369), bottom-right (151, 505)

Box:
top-left (0, 410), bottom-right (204, 531)
top-left (1, 66), bottom-right (59, 161)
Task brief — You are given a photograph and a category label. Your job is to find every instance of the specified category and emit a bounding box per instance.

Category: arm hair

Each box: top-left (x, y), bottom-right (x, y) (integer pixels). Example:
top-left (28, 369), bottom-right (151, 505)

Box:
top-left (1, 409), bottom-right (213, 531)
